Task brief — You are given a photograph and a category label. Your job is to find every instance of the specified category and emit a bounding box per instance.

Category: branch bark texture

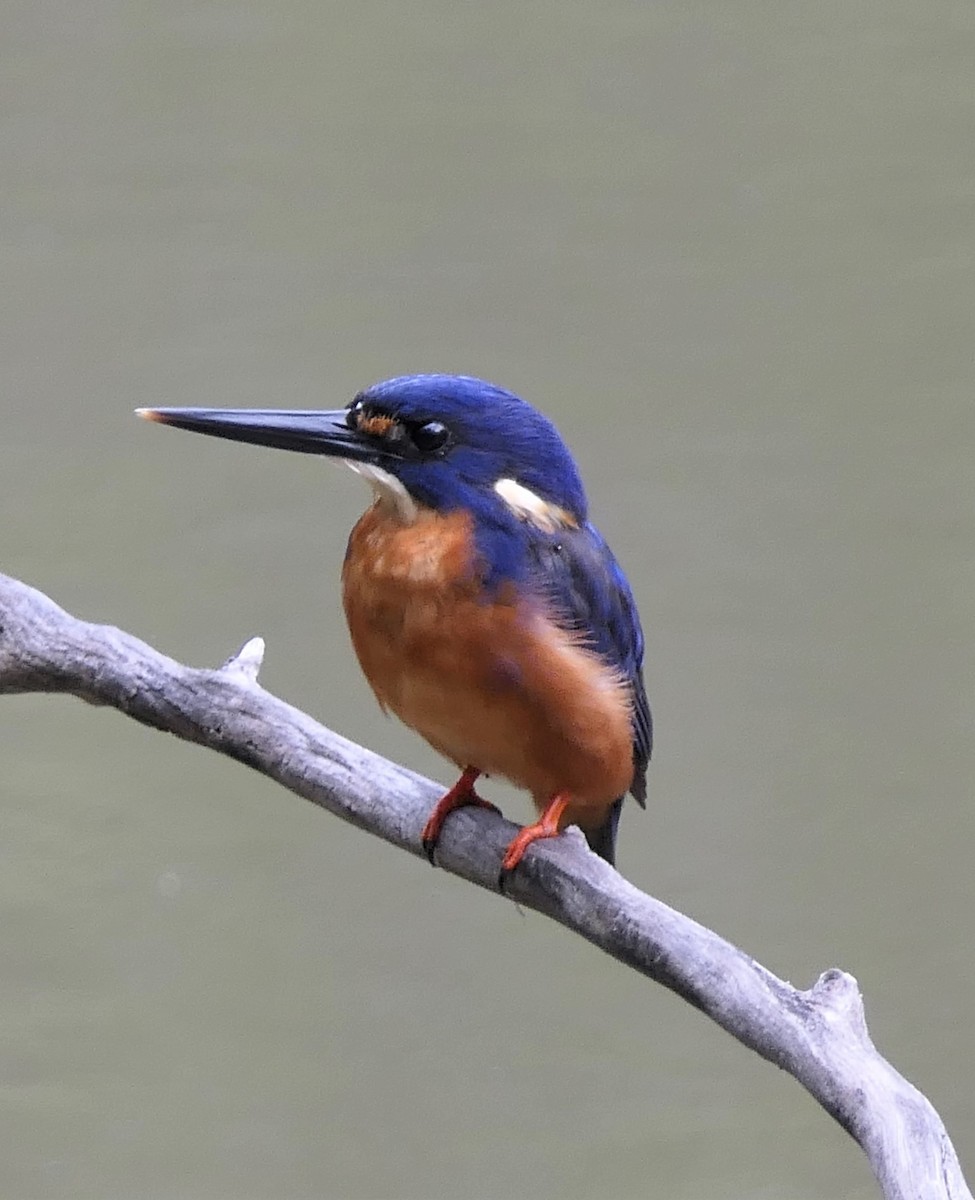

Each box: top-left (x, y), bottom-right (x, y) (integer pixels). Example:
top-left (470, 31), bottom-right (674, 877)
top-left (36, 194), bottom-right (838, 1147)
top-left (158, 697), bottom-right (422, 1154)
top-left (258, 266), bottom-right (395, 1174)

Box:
top-left (0, 571), bottom-right (968, 1200)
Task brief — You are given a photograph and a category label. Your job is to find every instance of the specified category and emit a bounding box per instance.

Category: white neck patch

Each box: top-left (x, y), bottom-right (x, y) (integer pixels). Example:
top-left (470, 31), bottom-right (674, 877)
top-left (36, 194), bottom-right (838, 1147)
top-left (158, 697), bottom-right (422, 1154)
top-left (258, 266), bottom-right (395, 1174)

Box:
top-left (346, 461), bottom-right (418, 524)
top-left (493, 477), bottom-right (576, 532)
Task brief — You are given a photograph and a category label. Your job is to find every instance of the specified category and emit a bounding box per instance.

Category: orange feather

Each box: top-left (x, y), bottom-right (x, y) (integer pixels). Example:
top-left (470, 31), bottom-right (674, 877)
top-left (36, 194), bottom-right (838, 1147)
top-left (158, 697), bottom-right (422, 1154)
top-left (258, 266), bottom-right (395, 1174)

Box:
top-left (342, 502), bottom-right (633, 840)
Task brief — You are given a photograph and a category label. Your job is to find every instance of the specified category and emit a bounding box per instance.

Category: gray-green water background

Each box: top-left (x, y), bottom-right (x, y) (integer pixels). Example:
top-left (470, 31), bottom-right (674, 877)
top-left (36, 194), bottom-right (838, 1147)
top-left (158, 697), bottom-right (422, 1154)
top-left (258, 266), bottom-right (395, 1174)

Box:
top-left (2, 3), bottom-right (973, 1197)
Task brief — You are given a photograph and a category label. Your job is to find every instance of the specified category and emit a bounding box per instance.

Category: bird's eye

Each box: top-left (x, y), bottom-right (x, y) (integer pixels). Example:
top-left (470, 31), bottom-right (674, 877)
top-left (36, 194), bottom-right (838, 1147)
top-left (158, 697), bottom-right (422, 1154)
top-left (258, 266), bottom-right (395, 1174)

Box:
top-left (345, 401), bottom-right (362, 430)
top-left (412, 420), bottom-right (449, 453)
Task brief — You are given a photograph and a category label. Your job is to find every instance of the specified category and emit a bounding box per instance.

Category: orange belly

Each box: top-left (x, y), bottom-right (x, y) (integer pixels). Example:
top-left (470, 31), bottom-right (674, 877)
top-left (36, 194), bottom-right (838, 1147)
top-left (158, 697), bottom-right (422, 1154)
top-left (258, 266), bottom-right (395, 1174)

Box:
top-left (341, 503), bottom-right (633, 834)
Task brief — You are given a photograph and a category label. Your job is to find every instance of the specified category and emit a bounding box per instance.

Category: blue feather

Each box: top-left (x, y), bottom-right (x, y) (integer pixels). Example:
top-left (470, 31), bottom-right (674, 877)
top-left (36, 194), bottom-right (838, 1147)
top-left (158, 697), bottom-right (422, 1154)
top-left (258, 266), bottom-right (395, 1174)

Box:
top-left (523, 520), bottom-right (652, 809)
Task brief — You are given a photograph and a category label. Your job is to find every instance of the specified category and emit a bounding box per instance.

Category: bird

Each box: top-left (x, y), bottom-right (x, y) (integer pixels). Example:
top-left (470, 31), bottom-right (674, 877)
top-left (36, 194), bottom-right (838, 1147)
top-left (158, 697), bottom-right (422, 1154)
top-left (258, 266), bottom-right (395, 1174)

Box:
top-left (137, 374), bottom-right (651, 886)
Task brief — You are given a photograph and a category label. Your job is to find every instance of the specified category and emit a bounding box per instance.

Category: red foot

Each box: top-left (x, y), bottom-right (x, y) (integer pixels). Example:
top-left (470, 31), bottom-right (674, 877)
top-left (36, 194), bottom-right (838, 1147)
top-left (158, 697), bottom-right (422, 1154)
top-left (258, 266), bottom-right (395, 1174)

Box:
top-left (498, 792), bottom-right (570, 890)
top-left (421, 767), bottom-right (499, 864)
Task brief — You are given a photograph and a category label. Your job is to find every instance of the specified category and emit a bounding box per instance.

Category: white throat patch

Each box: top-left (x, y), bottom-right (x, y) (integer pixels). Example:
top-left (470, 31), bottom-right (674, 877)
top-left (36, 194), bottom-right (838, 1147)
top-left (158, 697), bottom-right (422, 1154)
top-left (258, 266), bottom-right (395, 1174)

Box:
top-left (346, 461), bottom-right (418, 524)
top-left (493, 477), bottom-right (576, 532)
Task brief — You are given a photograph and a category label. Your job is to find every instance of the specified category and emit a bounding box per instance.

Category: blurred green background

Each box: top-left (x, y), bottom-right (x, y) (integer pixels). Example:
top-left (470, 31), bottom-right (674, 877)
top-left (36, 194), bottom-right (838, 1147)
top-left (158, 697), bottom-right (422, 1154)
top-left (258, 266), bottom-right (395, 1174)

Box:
top-left (1, 2), bottom-right (973, 1197)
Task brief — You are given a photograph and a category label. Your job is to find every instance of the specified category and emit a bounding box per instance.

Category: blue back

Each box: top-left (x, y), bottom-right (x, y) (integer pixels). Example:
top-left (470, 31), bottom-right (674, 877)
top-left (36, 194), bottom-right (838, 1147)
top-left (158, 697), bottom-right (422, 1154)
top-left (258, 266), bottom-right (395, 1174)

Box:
top-left (522, 518), bottom-right (652, 806)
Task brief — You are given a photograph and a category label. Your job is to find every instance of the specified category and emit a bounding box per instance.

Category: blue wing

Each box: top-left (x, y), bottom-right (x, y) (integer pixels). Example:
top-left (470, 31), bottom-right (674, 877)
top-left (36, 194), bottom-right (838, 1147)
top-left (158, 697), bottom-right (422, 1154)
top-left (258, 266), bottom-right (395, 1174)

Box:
top-left (525, 520), bottom-right (652, 808)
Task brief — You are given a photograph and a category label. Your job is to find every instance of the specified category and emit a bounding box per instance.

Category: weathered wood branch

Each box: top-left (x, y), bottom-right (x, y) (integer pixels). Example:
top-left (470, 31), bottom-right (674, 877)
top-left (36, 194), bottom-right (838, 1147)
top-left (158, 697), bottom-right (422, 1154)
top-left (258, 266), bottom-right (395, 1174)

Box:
top-left (0, 570), bottom-right (968, 1199)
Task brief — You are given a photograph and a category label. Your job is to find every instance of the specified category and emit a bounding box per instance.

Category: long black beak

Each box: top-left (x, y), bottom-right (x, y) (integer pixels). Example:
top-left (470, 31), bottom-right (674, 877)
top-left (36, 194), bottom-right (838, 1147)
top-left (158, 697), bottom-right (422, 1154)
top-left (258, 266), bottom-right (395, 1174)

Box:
top-left (136, 406), bottom-right (379, 463)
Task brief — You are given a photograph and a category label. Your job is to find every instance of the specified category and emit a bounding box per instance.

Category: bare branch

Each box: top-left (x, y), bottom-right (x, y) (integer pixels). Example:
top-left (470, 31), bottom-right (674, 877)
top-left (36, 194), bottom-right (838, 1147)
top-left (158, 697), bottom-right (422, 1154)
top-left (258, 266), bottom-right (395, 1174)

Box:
top-left (0, 571), bottom-right (968, 1200)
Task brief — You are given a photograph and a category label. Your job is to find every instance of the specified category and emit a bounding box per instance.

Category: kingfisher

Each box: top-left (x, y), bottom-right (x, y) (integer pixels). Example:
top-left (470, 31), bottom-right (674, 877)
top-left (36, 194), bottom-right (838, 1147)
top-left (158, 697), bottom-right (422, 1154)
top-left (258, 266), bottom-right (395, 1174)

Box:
top-left (138, 375), bottom-right (651, 886)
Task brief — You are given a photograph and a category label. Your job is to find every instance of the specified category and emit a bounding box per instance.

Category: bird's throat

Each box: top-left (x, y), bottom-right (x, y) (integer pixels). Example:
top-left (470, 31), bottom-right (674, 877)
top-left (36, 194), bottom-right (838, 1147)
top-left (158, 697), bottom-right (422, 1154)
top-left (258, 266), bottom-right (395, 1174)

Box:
top-left (345, 461), bottom-right (418, 524)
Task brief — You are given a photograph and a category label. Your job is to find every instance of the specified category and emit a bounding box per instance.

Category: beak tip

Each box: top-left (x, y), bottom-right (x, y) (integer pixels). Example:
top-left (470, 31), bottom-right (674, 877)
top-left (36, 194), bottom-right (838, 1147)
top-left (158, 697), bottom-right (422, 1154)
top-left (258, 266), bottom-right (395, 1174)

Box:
top-left (135, 407), bottom-right (163, 423)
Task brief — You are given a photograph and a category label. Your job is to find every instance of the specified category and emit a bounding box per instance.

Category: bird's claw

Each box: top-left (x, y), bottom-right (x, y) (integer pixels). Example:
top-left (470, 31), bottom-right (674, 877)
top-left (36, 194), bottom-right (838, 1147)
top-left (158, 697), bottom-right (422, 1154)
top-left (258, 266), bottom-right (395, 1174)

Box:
top-left (495, 793), bottom-right (570, 893)
top-left (421, 790), bottom-right (500, 866)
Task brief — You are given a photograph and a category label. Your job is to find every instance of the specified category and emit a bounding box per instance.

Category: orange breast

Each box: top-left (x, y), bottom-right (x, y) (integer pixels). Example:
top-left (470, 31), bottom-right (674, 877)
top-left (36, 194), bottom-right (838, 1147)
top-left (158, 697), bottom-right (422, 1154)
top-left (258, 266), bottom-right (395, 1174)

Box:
top-left (341, 502), bottom-right (633, 833)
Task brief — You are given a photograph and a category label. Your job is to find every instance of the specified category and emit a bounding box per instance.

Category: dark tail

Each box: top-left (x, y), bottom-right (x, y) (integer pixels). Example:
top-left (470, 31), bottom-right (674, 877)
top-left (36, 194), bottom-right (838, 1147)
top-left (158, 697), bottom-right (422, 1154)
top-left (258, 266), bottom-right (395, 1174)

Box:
top-left (583, 796), bottom-right (625, 866)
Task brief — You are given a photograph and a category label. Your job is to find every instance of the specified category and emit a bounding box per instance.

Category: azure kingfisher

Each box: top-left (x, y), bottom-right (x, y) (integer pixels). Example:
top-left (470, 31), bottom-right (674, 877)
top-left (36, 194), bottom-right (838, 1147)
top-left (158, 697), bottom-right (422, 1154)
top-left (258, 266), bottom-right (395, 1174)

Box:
top-left (138, 375), bottom-right (652, 885)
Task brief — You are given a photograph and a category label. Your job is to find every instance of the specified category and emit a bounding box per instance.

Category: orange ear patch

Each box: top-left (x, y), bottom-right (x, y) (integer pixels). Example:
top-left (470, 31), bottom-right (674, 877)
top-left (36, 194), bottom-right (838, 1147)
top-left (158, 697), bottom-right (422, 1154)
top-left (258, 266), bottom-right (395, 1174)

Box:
top-left (358, 413), bottom-right (398, 438)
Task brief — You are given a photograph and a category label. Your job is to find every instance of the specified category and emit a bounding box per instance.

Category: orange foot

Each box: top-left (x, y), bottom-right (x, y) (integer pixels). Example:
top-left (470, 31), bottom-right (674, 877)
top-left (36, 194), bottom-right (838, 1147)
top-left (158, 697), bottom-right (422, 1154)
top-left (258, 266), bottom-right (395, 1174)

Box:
top-left (421, 767), bottom-right (500, 864)
top-left (498, 792), bottom-right (570, 891)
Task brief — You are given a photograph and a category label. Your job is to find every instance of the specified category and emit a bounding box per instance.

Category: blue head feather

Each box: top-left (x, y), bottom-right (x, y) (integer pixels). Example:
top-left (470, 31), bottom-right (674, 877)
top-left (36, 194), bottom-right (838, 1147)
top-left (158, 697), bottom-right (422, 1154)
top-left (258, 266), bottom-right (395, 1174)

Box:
top-left (358, 374), bottom-right (588, 522)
